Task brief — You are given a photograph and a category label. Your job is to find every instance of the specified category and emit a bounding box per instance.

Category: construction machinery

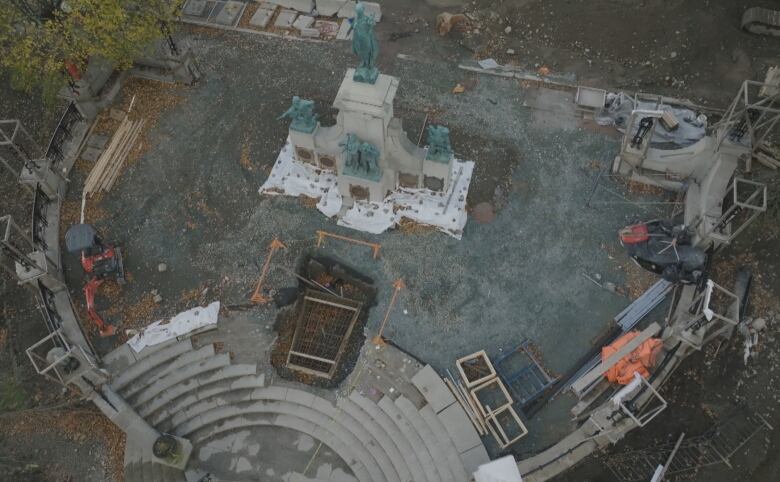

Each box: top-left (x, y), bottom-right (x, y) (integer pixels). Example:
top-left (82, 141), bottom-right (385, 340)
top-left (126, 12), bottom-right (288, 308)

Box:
top-left (65, 223), bottom-right (125, 336)
top-left (619, 218), bottom-right (707, 284)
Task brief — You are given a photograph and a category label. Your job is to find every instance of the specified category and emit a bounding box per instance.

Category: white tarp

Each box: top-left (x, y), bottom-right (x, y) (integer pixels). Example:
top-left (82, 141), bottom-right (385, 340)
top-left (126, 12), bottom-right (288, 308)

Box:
top-left (128, 301), bottom-right (220, 353)
top-left (473, 455), bottom-right (523, 482)
top-left (338, 199), bottom-right (397, 234)
top-left (259, 139), bottom-right (338, 199)
top-left (260, 139), bottom-right (475, 239)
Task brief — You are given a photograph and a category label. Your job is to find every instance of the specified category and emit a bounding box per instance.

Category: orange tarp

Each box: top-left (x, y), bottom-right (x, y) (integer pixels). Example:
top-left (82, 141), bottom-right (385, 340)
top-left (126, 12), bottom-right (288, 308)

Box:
top-left (602, 331), bottom-right (663, 385)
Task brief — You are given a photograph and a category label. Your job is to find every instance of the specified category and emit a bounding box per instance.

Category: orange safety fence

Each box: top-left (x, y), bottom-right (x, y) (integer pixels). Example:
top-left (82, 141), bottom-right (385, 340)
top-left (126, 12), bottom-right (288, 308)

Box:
top-left (602, 331), bottom-right (663, 385)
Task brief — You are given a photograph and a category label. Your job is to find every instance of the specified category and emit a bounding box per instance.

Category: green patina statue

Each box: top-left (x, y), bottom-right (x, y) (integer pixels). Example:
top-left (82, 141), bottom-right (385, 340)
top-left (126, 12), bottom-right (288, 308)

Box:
top-left (351, 2), bottom-right (379, 84)
top-left (278, 96), bottom-right (318, 133)
top-left (425, 124), bottom-right (454, 162)
top-left (340, 133), bottom-right (381, 181)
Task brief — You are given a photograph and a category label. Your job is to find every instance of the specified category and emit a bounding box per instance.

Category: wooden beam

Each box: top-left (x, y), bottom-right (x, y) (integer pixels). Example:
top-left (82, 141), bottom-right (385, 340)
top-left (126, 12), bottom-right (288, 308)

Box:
top-left (570, 322), bottom-right (661, 396)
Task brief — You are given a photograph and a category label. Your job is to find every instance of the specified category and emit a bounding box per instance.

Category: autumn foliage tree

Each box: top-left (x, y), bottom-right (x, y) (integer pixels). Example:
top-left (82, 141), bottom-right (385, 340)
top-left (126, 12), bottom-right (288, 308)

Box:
top-left (0, 0), bottom-right (182, 102)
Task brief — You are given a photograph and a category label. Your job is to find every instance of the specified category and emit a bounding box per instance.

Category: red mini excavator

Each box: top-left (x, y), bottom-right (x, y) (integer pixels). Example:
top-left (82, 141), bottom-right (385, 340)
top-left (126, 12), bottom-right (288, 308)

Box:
top-left (65, 224), bottom-right (125, 337)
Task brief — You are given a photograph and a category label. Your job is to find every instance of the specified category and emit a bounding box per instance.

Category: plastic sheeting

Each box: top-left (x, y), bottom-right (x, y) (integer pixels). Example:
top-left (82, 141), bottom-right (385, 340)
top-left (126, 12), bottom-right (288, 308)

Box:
top-left (474, 456), bottom-right (523, 482)
top-left (260, 138), bottom-right (475, 239)
top-left (596, 93), bottom-right (708, 146)
top-left (128, 301), bottom-right (220, 353)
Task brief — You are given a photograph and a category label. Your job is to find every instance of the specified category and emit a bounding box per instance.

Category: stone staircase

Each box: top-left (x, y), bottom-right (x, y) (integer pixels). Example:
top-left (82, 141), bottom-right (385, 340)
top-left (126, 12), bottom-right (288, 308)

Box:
top-left (103, 335), bottom-right (489, 482)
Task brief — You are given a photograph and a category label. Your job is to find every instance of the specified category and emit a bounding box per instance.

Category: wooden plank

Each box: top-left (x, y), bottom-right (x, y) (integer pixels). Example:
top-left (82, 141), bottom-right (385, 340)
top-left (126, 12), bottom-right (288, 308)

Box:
top-left (570, 322), bottom-right (661, 396)
top-left (84, 116), bottom-right (131, 194)
top-left (98, 121), bottom-right (136, 191)
top-left (444, 377), bottom-right (485, 435)
top-left (455, 350), bottom-right (497, 388)
top-left (103, 119), bottom-right (144, 191)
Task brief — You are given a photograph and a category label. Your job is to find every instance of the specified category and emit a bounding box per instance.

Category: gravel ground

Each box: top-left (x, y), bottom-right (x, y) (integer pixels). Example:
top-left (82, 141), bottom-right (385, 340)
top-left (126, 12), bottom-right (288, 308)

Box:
top-left (58, 26), bottom-right (672, 454)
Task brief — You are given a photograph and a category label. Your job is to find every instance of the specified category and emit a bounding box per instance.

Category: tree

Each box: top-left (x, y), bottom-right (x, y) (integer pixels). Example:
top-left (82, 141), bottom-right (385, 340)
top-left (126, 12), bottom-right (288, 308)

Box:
top-left (0, 0), bottom-right (182, 102)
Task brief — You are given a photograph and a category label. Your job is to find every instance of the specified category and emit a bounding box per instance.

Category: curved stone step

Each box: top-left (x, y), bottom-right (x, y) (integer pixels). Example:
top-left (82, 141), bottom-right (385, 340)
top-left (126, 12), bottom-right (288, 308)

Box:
top-left (169, 388), bottom-right (256, 431)
top-left (419, 404), bottom-right (469, 482)
top-left (193, 412), bottom-right (370, 482)
top-left (137, 364), bottom-right (257, 418)
top-left (130, 353), bottom-right (231, 408)
top-left (394, 396), bottom-right (452, 482)
top-left (337, 395), bottom-right (413, 482)
top-left (377, 395), bottom-right (441, 482)
top-left (178, 397), bottom-right (387, 482)
top-left (349, 392), bottom-right (427, 482)
top-left (120, 344), bottom-right (215, 399)
top-left (152, 374), bottom-right (266, 431)
top-left (110, 339), bottom-right (194, 392)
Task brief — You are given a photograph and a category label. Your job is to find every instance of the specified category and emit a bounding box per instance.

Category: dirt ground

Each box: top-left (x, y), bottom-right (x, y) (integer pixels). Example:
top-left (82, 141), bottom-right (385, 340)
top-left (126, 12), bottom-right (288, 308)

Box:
top-left (1, 0), bottom-right (779, 480)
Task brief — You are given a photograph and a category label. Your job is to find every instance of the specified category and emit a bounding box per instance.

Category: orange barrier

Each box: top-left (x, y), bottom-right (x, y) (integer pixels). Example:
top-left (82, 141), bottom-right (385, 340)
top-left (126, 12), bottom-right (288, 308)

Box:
top-left (315, 230), bottom-right (381, 259)
top-left (372, 278), bottom-right (405, 345)
top-left (602, 331), bottom-right (663, 385)
top-left (250, 238), bottom-right (286, 304)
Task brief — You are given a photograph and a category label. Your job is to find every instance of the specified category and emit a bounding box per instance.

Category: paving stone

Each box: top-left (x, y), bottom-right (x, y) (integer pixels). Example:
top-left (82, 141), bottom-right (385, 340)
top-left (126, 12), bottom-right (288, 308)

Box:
top-left (214, 1), bottom-right (243, 26)
top-left (315, 0), bottom-right (347, 17)
top-left (336, 1), bottom-right (355, 18)
top-left (293, 14), bottom-right (315, 30)
top-left (183, 0), bottom-right (208, 17)
top-left (81, 146), bottom-right (102, 162)
top-left (274, 9), bottom-right (298, 28)
top-left (410, 364), bottom-right (456, 413)
top-left (363, 1), bottom-right (382, 21)
top-left (269, 0), bottom-right (314, 13)
top-left (438, 403), bottom-right (483, 454)
top-left (300, 27), bottom-right (320, 38)
top-left (249, 6), bottom-right (275, 29)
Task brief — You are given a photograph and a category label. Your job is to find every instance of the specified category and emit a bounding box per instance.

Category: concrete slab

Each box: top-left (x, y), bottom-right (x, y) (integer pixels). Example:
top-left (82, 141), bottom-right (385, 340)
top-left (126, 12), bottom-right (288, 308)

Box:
top-left (300, 27), bottom-right (320, 38)
top-left (459, 444), bottom-right (490, 475)
top-left (363, 2), bottom-right (382, 22)
top-left (411, 364), bottom-right (456, 413)
top-left (438, 403), bottom-right (483, 454)
top-left (293, 14), bottom-right (315, 30)
top-left (316, 0), bottom-right (347, 16)
top-left (336, 1), bottom-right (355, 18)
top-left (336, 19), bottom-right (352, 40)
top-left (269, 0), bottom-right (314, 13)
top-left (274, 9), bottom-right (298, 28)
top-left (249, 6), bottom-right (275, 29)
top-left (214, 1), bottom-right (243, 26)
top-left (81, 146), bottom-right (102, 162)
top-left (86, 134), bottom-right (109, 149)
top-left (183, 0), bottom-right (208, 17)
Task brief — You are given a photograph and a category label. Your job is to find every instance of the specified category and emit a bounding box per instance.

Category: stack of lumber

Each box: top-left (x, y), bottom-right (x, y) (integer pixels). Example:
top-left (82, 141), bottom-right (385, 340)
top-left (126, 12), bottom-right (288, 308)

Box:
top-left (84, 114), bottom-right (144, 195)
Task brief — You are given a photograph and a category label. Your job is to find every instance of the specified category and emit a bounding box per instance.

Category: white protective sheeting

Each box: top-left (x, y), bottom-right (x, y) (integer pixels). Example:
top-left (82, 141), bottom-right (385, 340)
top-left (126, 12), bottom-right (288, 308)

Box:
top-left (260, 139), bottom-right (474, 239)
top-left (128, 301), bottom-right (220, 353)
top-left (473, 455), bottom-right (523, 482)
top-left (389, 160), bottom-right (473, 239)
top-left (337, 200), bottom-right (397, 234)
top-left (259, 138), bottom-right (338, 199)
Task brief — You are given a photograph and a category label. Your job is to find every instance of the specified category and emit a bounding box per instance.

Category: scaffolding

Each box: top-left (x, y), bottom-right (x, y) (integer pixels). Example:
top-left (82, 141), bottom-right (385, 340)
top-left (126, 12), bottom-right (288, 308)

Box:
top-left (713, 80), bottom-right (780, 165)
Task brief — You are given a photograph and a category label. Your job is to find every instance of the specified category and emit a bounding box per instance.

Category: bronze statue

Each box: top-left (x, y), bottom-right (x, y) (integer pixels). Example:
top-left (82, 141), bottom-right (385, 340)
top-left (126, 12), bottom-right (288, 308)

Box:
top-left (351, 2), bottom-right (379, 84)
